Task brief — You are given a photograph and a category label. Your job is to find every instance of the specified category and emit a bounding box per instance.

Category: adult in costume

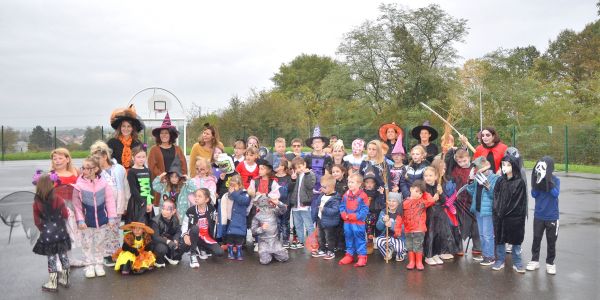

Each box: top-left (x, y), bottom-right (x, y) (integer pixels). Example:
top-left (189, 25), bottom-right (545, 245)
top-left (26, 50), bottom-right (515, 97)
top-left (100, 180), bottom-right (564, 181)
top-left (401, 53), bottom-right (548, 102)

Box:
top-left (411, 121), bottom-right (439, 163)
top-left (107, 105), bottom-right (144, 169)
top-left (472, 127), bottom-right (507, 174)
top-left (379, 122), bottom-right (404, 158)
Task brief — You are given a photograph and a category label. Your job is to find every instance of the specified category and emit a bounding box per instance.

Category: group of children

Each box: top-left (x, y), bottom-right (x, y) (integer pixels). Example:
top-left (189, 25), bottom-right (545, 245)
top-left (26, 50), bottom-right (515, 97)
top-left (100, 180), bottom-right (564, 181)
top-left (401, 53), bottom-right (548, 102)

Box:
top-left (31, 125), bottom-right (561, 293)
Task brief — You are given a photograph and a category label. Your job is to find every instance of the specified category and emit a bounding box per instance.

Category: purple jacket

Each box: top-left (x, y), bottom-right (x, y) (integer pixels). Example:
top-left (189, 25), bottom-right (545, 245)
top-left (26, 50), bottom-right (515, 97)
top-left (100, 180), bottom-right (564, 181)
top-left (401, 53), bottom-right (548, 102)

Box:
top-left (73, 176), bottom-right (116, 228)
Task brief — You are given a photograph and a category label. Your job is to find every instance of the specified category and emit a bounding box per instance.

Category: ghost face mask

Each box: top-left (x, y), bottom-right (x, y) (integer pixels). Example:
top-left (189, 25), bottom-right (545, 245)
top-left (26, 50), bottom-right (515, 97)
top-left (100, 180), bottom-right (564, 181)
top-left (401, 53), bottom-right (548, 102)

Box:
top-left (501, 161), bottom-right (512, 175)
top-left (534, 161), bottom-right (547, 184)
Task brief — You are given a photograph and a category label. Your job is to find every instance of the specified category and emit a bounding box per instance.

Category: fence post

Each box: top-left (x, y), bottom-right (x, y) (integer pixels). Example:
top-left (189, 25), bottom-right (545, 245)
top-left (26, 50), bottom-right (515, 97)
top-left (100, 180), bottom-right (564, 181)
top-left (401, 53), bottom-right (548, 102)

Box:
top-left (143, 127), bottom-right (147, 145)
top-left (564, 125), bottom-right (569, 173)
top-left (270, 127), bottom-right (274, 146)
top-left (54, 126), bottom-right (57, 149)
top-left (512, 125), bottom-right (516, 147)
top-left (1, 125), bottom-right (4, 161)
top-left (101, 126), bottom-right (104, 141)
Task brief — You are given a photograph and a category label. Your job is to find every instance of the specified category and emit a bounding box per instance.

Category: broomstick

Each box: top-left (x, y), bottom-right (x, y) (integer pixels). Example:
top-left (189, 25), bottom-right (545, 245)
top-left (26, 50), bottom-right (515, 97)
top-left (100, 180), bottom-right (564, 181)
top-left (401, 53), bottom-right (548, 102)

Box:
top-left (382, 160), bottom-right (390, 263)
top-left (419, 102), bottom-right (477, 153)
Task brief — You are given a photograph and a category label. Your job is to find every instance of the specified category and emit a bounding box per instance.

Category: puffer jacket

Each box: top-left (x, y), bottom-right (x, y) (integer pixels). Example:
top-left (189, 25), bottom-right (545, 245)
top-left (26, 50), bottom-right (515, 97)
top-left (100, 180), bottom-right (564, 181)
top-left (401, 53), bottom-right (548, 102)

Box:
top-left (466, 171), bottom-right (500, 217)
top-left (311, 193), bottom-right (341, 228)
top-left (226, 190), bottom-right (251, 237)
top-left (73, 175), bottom-right (116, 228)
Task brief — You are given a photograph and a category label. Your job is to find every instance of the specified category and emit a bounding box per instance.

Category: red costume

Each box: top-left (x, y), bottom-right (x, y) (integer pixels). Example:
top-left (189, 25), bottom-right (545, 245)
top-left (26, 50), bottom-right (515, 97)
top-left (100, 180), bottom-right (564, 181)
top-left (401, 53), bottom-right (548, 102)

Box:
top-left (236, 161), bottom-right (259, 189)
top-left (402, 193), bottom-right (435, 233)
top-left (473, 142), bottom-right (508, 173)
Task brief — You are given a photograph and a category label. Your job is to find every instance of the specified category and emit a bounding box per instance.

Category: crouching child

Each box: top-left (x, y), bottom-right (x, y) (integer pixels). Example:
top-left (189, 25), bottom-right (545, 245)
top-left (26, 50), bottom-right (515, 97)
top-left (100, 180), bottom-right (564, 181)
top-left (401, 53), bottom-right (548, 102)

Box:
top-left (251, 195), bottom-right (289, 265)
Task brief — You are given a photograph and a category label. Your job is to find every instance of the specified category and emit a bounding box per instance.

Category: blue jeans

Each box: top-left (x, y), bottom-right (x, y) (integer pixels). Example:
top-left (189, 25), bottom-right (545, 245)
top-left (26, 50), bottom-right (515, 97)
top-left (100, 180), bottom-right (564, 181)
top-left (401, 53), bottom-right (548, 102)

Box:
top-left (292, 209), bottom-right (314, 243)
top-left (496, 244), bottom-right (522, 266)
top-left (475, 212), bottom-right (494, 259)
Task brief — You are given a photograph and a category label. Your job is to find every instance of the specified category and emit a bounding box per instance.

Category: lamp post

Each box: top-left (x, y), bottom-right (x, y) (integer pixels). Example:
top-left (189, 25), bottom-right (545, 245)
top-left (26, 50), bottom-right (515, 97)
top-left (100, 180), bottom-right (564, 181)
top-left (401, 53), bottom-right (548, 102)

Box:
top-left (465, 76), bottom-right (483, 131)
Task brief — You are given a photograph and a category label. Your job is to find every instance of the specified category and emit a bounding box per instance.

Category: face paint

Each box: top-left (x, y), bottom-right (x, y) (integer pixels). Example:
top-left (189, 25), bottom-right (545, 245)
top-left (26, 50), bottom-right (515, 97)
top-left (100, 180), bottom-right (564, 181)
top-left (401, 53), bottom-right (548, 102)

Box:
top-left (535, 161), bottom-right (547, 184)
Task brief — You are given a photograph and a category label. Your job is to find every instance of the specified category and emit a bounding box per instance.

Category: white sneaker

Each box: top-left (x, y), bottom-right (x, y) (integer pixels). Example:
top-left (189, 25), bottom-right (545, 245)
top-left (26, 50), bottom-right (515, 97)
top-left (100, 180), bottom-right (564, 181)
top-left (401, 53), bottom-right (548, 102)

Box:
top-left (425, 257), bottom-right (438, 265)
top-left (155, 262), bottom-right (166, 268)
top-left (396, 252), bottom-right (405, 262)
top-left (189, 255), bottom-right (200, 269)
top-left (254, 243), bottom-right (259, 252)
top-left (546, 264), bottom-right (556, 275)
top-left (433, 255), bottom-right (444, 264)
top-left (198, 250), bottom-right (209, 260)
top-left (94, 264), bottom-right (105, 277)
top-left (439, 253), bottom-right (454, 260)
top-left (526, 261), bottom-right (540, 271)
top-left (84, 266), bottom-right (95, 278)
top-left (165, 256), bottom-right (179, 265)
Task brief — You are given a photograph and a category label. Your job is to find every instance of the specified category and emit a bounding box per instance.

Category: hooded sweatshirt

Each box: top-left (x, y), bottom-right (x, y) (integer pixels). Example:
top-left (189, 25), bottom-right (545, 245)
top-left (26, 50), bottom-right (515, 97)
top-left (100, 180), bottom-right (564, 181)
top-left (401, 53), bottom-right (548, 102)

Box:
top-left (531, 156), bottom-right (560, 221)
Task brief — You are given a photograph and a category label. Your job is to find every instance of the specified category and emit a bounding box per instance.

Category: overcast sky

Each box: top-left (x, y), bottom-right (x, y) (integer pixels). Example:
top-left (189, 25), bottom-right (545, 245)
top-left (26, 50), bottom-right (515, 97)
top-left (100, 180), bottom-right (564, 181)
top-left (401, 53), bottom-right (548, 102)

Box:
top-left (0, 0), bottom-right (596, 129)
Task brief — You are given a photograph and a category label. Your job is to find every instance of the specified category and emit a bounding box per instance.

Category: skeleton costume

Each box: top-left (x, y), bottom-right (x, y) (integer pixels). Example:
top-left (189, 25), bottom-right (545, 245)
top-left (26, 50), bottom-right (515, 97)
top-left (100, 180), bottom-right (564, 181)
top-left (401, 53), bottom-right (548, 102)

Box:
top-left (251, 195), bottom-right (289, 265)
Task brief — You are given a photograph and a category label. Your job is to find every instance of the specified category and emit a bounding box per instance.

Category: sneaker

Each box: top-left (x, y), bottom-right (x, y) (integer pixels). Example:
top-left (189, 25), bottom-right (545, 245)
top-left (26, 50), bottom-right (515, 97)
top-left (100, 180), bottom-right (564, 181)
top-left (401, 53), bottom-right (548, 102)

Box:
top-left (505, 244), bottom-right (512, 253)
top-left (165, 256), bottom-right (180, 265)
top-left (94, 264), bottom-right (105, 277)
top-left (189, 255), bottom-right (200, 268)
top-left (84, 266), bottom-right (95, 278)
top-left (396, 252), bottom-right (405, 262)
top-left (492, 261), bottom-right (505, 270)
top-left (472, 255), bottom-right (484, 262)
top-left (480, 257), bottom-right (495, 266)
top-left (198, 250), bottom-right (209, 260)
top-left (425, 257), bottom-right (438, 265)
top-left (311, 250), bottom-right (326, 258)
top-left (296, 242), bottom-right (305, 249)
top-left (526, 261), bottom-right (540, 271)
top-left (155, 262), bottom-right (166, 268)
top-left (384, 250), bottom-right (393, 261)
top-left (546, 264), bottom-right (556, 275)
top-left (513, 263), bottom-right (526, 274)
top-left (253, 243), bottom-right (259, 252)
top-left (324, 251), bottom-right (336, 260)
top-left (103, 256), bottom-right (115, 267)
top-left (289, 242), bottom-right (298, 250)
top-left (282, 242), bottom-right (290, 249)
top-left (433, 255), bottom-right (444, 264)
top-left (439, 253), bottom-right (454, 260)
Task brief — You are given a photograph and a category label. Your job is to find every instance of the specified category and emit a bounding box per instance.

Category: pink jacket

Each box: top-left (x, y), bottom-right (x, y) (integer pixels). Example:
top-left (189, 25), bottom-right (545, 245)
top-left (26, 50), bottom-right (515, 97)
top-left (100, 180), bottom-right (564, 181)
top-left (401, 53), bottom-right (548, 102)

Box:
top-left (72, 176), bottom-right (116, 228)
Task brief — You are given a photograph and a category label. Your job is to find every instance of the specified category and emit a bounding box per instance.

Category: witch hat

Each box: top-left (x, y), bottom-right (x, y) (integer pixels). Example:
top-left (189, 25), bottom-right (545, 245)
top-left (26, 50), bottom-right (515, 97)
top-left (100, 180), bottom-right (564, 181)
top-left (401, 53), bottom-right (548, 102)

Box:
top-left (391, 137), bottom-right (405, 155)
top-left (305, 126), bottom-right (330, 147)
top-left (411, 121), bottom-right (438, 142)
top-left (167, 157), bottom-right (184, 177)
top-left (152, 112), bottom-right (179, 139)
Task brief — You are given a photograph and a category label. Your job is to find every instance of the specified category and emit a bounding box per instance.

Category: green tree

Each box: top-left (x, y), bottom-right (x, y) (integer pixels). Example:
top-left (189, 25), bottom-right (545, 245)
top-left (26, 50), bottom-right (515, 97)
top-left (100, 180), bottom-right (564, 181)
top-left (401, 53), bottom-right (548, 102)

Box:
top-left (1, 126), bottom-right (19, 153)
top-left (28, 126), bottom-right (53, 151)
top-left (81, 126), bottom-right (103, 150)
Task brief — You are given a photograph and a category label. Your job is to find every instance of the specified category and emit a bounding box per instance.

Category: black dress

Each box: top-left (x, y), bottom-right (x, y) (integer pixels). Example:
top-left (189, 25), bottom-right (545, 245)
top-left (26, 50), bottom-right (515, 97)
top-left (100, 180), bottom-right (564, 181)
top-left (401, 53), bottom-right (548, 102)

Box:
top-left (32, 197), bottom-right (71, 256)
top-left (125, 167), bottom-right (152, 224)
top-left (423, 183), bottom-right (459, 257)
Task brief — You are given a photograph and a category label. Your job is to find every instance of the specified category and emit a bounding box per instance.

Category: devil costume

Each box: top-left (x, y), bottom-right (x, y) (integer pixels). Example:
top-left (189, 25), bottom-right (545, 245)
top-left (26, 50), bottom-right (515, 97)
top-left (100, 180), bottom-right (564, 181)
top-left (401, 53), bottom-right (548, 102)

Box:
top-left (251, 195), bottom-right (289, 265)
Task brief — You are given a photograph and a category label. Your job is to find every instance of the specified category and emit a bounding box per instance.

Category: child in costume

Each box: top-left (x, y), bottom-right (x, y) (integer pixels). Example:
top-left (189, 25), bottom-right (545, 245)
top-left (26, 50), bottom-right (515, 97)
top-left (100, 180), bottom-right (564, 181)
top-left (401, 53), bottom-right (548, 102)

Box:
top-left (343, 138), bottom-right (366, 175)
top-left (182, 188), bottom-right (224, 268)
top-left (251, 195), bottom-right (289, 265)
top-left (189, 157), bottom-right (218, 205)
top-left (338, 173), bottom-right (369, 267)
top-left (32, 174), bottom-right (72, 292)
top-left (289, 156), bottom-right (316, 249)
top-left (527, 156), bottom-right (560, 275)
top-left (236, 146), bottom-right (259, 189)
top-left (304, 126), bottom-right (333, 201)
top-left (446, 148), bottom-right (482, 260)
top-left (491, 154), bottom-right (527, 273)
top-left (113, 222), bottom-right (156, 274)
top-left (150, 199), bottom-right (183, 267)
top-left (73, 156), bottom-right (117, 279)
top-left (223, 175), bottom-right (251, 260)
top-left (400, 145), bottom-right (430, 199)
top-left (389, 138), bottom-right (407, 193)
top-left (126, 146), bottom-right (153, 224)
top-left (152, 159), bottom-right (197, 220)
top-left (403, 180), bottom-right (435, 271)
top-left (248, 156), bottom-right (281, 252)
top-left (215, 153), bottom-right (239, 200)
top-left (466, 157), bottom-right (500, 266)
top-left (363, 169), bottom-right (385, 254)
top-left (422, 166), bottom-right (458, 266)
top-left (375, 192), bottom-right (405, 262)
top-left (310, 174), bottom-right (341, 260)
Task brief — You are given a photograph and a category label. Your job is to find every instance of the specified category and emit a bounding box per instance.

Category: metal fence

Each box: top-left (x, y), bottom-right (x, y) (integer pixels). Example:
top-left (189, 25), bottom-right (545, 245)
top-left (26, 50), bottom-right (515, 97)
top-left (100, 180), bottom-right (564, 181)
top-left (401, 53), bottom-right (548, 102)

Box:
top-left (2, 124), bottom-right (598, 171)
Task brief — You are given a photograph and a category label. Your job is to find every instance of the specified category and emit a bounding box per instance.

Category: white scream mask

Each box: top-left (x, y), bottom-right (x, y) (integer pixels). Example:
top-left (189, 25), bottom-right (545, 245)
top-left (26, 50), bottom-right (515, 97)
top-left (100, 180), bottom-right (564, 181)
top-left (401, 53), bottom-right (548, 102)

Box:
top-left (535, 161), bottom-right (547, 184)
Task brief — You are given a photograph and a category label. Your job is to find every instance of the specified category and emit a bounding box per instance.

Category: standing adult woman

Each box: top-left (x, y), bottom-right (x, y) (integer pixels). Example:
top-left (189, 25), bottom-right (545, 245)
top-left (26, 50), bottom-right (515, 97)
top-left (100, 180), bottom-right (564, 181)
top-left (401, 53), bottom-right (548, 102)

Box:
top-left (379, 122), bottom-right (403, 158)
top-left (189, 123), bottom-right (224, 177)
top-left (107, 105), bottom-right (145, 170)
top-left (148, 113), bottom-right (188, 205)
top-left (469, 127), bottom-right (508, 174)
top-left (90, 140), bottom-right (127, 267)
top-left (411, 121), bottom-right (439, 163)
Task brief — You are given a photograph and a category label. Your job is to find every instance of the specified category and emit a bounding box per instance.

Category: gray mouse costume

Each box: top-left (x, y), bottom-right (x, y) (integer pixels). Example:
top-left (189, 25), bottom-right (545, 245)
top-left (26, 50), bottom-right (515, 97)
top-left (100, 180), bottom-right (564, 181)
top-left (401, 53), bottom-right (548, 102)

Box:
top-left (251, 195), bottom-right (289, 265)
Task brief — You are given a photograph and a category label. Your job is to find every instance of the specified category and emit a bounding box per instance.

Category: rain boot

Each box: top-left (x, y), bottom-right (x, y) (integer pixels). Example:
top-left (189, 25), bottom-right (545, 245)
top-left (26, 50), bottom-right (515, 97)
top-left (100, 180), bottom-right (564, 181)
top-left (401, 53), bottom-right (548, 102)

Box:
top-left (235, 245), bottom-right (244, 261)
top-left (42, 272), bottom-right (58, 293)
top-left (406, 251), bottom-right (415, 270)
top-left (354, 255), bottom-right (367, 267)
top-left (227, 245), bottom-right (235, 260)
top-left (58, 269), bottom-right (70, 288)
top-left (338, 253), bottom-right (354, 265)
top-left (415, 252), bottom-right (424, 271)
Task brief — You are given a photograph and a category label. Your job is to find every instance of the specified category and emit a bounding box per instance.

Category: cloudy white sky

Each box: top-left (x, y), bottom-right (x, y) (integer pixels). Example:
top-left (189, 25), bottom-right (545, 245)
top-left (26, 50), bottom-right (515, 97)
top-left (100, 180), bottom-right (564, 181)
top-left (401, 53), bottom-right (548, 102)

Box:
top-left (0, 0), bottom-right (596, 128)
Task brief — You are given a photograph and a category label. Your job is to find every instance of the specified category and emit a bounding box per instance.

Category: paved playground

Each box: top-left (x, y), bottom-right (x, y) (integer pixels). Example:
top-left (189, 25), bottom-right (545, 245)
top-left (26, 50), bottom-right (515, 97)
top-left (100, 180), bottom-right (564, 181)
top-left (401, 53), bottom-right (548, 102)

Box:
top-left (0, 159), bottom-right (598, 299)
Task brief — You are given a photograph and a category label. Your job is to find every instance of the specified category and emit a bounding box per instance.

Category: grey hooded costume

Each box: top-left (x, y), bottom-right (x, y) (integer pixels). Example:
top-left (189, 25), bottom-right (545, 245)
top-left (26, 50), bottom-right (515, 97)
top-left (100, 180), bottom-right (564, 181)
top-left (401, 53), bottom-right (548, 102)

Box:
top-left (250, 195), bottom-right (289, 265)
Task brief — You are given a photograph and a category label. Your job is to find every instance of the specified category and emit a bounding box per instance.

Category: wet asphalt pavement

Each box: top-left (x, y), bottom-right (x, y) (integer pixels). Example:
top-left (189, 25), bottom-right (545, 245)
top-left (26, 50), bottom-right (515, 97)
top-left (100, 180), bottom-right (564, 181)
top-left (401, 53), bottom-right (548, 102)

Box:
top-left (0, 159), bottom-right (598, 299)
